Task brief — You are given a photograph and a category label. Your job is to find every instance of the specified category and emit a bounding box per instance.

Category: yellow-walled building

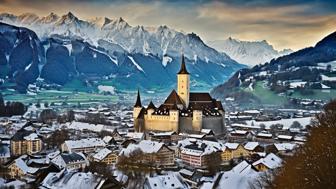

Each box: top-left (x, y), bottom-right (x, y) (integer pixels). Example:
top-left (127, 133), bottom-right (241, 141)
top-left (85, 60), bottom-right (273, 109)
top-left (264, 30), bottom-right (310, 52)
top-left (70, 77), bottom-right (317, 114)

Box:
top-left (10, 128), bottom-right (42, 157)
top-left (221, 143), bottom-right (250, 161)
top-left (91, 148), bottom-right (119, 165)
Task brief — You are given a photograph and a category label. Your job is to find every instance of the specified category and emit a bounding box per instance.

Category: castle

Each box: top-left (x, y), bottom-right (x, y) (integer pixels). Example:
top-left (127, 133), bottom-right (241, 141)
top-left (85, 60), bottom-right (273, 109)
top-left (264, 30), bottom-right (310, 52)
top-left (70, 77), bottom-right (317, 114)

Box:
top-left (133, 55), bottom-right (225, 134)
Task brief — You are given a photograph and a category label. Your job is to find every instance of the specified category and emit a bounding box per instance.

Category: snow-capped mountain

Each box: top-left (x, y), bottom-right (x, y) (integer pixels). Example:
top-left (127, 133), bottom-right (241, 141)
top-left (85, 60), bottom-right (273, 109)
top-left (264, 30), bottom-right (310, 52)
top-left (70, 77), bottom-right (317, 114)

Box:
top-left (211, 32), bottom-right (336, 106)
top-left (208, 37), bottom-right (292, 66)
top-left (0, 12), bottom-right (237, 65)
top-left (0, 12), bottom-right (245, 92)
top-left (0, 23), bottom-right (44, 92)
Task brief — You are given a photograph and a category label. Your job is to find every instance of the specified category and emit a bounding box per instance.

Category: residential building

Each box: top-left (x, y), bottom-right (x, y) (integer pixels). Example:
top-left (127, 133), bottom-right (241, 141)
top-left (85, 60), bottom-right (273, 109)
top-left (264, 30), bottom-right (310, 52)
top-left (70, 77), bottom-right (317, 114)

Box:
top-left (7, 156), bottom-right (38, 179)
top-left (255, 132), bottom-right (273, 143)
top-left (51, 152), bottom-right (88, 170)
top-left (91, 148), bottom-right (119, 164)
top-left (119, 140), bottom-right (174, 167)
top-left (10, 128), bottom-right (42, 156)
top-left (244, 142), bottom-right (264, 154)
top-left (61, 138), bottom-right (106, 153)
top-left (252, 153), bottom-right (282, 171)
top-left (179, 139), bottom-right (222, 168)
top-left (221, 143), bottom-right (250, 161)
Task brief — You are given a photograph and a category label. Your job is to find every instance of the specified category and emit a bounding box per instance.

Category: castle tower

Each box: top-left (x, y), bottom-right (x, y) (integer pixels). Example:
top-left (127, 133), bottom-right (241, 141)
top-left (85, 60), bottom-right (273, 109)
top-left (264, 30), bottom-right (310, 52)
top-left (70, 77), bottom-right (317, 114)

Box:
top-left (169, 103), bottom-right (179, 132)
top-left (177, 55), bottom-right (190, 108)
top-left (146, 101), bottom-right (156, 119)
top-left (192, 110), bottom-right (203, 132)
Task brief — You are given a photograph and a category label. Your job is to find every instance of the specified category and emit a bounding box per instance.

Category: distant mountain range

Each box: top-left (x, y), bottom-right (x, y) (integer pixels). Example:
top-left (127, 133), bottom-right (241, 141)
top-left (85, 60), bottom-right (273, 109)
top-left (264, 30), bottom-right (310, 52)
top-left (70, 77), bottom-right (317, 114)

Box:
top-left (208, 37), bottom-right (292, 66)
top-left (211, 32), bottom-right (336, 106)
top-left (0, 12), bottom-right (245, 93)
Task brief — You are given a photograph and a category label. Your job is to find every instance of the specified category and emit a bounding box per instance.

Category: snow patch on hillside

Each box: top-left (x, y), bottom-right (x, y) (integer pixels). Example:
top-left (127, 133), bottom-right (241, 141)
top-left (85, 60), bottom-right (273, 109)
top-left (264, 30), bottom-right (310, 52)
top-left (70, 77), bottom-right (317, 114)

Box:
top-left (98, 85), bottom-right (115, 94)
top-left (162, 56), bottom-right (172, 67)
top-left (128, 56), bottom-right (144, 73)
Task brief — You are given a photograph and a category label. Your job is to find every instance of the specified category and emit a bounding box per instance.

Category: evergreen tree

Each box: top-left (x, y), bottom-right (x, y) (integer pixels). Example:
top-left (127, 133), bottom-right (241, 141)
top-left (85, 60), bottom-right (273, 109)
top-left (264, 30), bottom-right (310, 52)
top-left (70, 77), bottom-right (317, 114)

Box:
top-left (0, 93), bottom-right (4, 107)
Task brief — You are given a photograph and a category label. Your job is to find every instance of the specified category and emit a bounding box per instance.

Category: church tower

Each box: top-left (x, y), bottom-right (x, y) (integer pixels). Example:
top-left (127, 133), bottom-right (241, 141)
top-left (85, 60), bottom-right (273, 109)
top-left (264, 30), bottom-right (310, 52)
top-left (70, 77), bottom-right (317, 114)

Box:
top-left (177, 55), bottom-right (190, 107)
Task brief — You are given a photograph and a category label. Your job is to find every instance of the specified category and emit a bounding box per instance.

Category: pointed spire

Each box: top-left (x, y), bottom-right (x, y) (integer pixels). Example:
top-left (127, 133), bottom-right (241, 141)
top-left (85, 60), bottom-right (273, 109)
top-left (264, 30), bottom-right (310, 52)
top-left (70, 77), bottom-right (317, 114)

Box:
top-left (177, 54), bottom-right (189, 74)
top-left (134, 89), bottom-right (142, 107)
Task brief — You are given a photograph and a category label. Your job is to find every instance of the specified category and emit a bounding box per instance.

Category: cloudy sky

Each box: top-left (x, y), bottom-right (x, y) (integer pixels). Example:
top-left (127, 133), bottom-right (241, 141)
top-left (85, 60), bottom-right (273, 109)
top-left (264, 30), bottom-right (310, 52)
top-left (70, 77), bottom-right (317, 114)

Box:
top-left (0, 0), bottom-right (335, 50)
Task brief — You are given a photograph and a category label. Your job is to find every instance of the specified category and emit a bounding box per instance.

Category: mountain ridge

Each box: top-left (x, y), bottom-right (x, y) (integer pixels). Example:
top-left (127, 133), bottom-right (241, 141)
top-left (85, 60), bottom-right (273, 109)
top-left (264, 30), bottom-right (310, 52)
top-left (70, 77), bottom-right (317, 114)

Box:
top-left (208, 37), bottom-right (293, 66)
top-left (0, 14), bottom-right (245, 93)
top-left (211, 31), bottom-right (336, 107)
top-left (0, 12), bottom-right (236, 65)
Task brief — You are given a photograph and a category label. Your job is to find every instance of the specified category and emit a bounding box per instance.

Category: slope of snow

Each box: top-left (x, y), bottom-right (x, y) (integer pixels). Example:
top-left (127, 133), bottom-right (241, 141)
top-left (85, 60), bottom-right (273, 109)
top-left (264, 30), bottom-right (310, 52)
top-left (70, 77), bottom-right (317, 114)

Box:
top-left (208, 37), bottom-right (292, 66)
top-left (162, 55), bottom-right (172, 67)
top-left (128, 56), bottom-right (145, 73)
top-left (98, 85), bottom-right (115, 94)
top-left (321, 74), bottom-right (336, 81)
top-left (247, 117), bottom-right (314, 129)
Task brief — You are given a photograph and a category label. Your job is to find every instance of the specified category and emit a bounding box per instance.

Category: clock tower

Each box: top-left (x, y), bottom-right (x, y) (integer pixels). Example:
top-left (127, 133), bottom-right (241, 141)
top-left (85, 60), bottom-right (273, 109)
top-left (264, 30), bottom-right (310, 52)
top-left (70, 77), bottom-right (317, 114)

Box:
top-left (177, 55), bottom-right (190, 108)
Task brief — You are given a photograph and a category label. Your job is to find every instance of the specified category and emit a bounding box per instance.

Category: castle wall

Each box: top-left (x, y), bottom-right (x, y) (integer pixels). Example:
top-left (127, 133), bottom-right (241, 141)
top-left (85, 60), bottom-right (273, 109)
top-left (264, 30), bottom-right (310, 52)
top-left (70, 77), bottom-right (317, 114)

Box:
top-left (202, 116), bottom-right (226, 134)
top-left (179, 117), bottom-right (193, 133)
top-left (144, 115), bottom-right (179, 132)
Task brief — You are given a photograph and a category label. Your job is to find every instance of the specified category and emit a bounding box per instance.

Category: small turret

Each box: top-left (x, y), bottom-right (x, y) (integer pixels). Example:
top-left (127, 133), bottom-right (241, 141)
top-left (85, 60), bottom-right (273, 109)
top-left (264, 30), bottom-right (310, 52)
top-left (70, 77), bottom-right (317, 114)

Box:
top-left (147, 101), bottom-right (155, 119)
top-left (147, 101), bottom-right (156, 110)
top-left (133, 89), bottom-right (143, 132)
top-left (134, 89), bottom-right (142, 108)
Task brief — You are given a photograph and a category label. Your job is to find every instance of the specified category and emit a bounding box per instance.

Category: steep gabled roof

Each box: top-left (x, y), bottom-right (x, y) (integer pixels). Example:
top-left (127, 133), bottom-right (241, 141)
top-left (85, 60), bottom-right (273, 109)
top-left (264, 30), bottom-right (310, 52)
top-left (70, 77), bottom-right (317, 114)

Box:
top-left (171, 102), bottom-right (179, 110)
top-left (164, 90), bottom-right (184, 105)
top-left (134, 89), bottom-right (142, 107)
top-left (147, 101), bottom-right (156, 110)
top-left (11, 128), bottom-right (34, 141)
top-left (177, 55), bottom-right (189, 74)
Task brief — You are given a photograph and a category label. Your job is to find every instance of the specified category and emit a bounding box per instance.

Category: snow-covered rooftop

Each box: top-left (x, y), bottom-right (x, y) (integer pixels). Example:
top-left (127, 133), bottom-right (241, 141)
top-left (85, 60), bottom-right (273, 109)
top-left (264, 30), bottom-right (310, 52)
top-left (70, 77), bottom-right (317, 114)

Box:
top-left (92, 148), bottom-right (112, 161)
top-left (274, 143), bottom-right (297, 151)
top-left (126, 132), bottom-right (144, 139)
top-left (103, 136), bottom-right (113, 144)
top-left (277, 135), bottom-right (293, 140)
top-left (23, 133), bottom-right (39, 140)
top-left (201, 160), bottom-right (261, 189)
top-left (64, 138), bottom-right (106, 150)
top-left (42, 171), bottom-right (102, 189)
top-left (67, 121), bottom-right (104, 132)
top-left (244, 142), bottom-right (260, 151)
top-left (120, 140), bottom-right (166, 157)
top-left (152, 131), bottom-right (176, 136)
top-left (231, 130), bottom-right (248, 135)
top-left (225, 143), bottom-right (240, 150)
top-left (253, 153), bottom-right (282, 169)
top-left (256, 132), bottom-right (272, 138)
top-left (13, 157), bottom-right (39, 174)
top-left (146, 172), bottom-right (188, 189)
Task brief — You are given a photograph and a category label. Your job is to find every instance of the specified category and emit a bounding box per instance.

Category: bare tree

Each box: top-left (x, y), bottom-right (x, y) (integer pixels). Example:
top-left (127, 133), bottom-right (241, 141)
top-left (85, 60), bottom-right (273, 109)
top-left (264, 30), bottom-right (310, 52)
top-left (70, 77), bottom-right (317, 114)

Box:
top-left (252, 100), bottom-right (336, 189)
